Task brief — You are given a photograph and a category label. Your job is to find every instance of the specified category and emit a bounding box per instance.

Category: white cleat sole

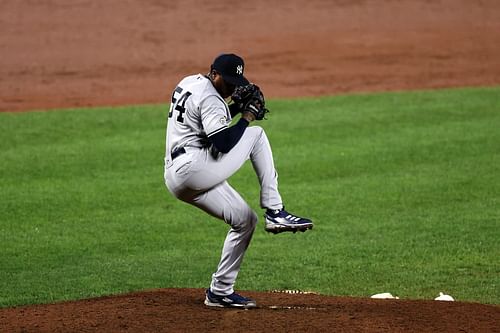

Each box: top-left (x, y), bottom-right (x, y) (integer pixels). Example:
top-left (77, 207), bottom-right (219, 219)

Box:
top-left (264, 220), bottom-right (313, 234)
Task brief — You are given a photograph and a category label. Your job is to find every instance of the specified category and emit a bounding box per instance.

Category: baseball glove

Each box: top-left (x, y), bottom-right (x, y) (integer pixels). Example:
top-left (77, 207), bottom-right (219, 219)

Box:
top-left (231, 83), bottom-right (269, 120)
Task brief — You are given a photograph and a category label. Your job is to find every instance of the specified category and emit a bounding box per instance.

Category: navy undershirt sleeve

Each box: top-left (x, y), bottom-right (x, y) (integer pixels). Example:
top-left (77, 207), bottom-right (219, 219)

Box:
top-left (229, 103), bottom-right (241, 117)
top-left (208, 118), bottom-right (249, 153)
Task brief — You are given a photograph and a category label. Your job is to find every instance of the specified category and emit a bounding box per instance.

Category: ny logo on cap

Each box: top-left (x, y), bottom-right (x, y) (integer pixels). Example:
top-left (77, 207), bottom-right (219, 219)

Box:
top-left (236, 65), bottom-right (243, 75)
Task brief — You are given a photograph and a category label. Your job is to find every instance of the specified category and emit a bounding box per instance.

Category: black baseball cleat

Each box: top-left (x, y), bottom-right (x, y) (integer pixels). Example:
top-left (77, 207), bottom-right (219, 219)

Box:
top-left (204, 289), bottom-right (257, 309)
top-left (264, 207), bottom-right (313, 234)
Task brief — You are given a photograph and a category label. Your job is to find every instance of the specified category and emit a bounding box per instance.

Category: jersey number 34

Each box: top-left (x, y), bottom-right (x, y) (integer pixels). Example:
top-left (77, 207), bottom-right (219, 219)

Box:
top-left (168, 86), bottom-right (192, 123)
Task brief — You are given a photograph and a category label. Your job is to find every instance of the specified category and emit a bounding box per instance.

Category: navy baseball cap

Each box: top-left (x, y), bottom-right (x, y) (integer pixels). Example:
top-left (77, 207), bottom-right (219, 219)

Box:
top-left (211, 53), bottom-right (249, 86)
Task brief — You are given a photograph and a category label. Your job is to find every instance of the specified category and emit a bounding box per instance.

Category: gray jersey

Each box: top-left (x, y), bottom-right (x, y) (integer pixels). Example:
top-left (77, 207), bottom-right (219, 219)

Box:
top-left (165, 74), bottom-right (232, 164)
top-left (164, 73), bottom-right (282, 297)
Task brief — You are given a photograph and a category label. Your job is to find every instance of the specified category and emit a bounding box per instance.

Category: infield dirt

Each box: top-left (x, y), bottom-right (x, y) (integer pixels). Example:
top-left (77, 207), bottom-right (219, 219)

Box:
top-left (1, 0), bottom-right (499, 332)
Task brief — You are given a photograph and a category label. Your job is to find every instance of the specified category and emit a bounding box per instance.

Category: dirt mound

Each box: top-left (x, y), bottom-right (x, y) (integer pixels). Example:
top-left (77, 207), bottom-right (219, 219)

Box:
top-left (1, 288), bottom-right (499, 332)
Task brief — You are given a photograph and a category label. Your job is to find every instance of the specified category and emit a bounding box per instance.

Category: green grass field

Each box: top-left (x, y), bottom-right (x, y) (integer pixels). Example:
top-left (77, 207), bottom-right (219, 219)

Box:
top-left (1, 87), bottom-right (499, 307)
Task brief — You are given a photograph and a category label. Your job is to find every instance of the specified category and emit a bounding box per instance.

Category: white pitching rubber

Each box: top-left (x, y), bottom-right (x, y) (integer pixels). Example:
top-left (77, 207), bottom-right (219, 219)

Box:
top-left (370, 292), bottom-right (399, 299)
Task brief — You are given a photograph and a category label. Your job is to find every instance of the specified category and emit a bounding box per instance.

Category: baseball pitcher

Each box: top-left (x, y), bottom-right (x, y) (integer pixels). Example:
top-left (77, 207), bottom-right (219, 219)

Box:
top-left (164, 53), bottom-right (313, 308)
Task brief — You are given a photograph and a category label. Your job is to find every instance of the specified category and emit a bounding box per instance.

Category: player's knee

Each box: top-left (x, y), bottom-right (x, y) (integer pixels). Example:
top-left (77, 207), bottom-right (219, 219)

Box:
top-left (231, 208), bottom-right (258, 232)
top-left (248, 210), bottom-right (258, 228)
top-left (244, 210), bottom-right (258, 232)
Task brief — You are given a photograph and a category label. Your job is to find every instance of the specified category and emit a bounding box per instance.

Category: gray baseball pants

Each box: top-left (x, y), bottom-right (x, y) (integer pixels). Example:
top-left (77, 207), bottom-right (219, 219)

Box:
top-left (164, 126), bottom-right (282, 295)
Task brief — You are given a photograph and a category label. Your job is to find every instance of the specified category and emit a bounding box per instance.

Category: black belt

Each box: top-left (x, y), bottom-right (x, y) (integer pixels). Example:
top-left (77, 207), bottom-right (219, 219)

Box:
top-left (171, 147), bottom-right (186, 160)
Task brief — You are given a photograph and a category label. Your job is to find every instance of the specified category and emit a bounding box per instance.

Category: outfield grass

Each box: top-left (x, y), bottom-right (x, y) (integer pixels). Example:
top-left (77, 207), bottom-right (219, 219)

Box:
top-left (1, 87), bottom-right (499, 307)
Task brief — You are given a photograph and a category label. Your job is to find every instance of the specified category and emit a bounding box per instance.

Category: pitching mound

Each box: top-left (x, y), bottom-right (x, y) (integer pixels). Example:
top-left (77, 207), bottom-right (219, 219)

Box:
top-left (1, 288), bottom-right (498, 332)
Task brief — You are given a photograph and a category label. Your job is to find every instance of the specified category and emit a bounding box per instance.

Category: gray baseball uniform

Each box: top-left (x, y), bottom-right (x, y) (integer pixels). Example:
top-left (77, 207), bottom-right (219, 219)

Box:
top-left (164, 73), bottom-right (282, 295)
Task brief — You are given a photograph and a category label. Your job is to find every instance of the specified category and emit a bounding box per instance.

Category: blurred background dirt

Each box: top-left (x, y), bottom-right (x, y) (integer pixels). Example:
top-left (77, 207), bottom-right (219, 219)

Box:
top-left (1, 0), bottom-right (500, 112)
